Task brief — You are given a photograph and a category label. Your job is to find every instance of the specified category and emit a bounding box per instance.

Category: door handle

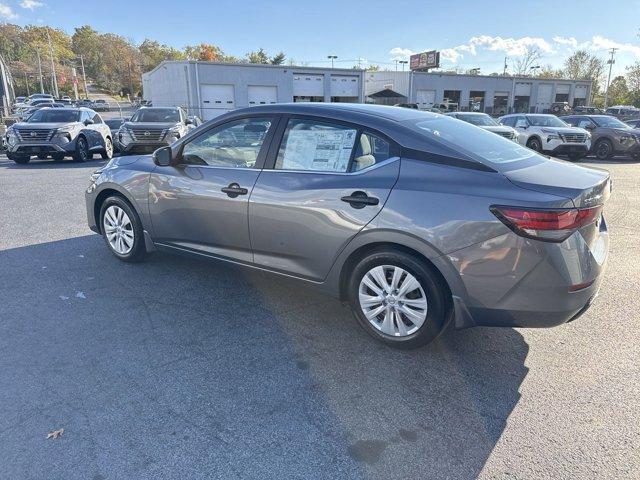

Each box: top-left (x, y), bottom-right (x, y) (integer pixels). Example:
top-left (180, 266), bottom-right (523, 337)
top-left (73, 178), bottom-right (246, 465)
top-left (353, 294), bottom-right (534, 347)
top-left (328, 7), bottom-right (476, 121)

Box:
top-left (341, 191), bottom-right (379, 209)
top-left (221, 182), bottom-right (248, 198)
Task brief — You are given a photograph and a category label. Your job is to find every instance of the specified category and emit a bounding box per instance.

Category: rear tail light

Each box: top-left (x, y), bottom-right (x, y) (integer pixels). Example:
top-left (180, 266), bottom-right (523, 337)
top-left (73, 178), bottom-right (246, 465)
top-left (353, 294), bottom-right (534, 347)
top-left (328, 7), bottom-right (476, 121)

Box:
top-left (490, 205), bottom-right (603, 242)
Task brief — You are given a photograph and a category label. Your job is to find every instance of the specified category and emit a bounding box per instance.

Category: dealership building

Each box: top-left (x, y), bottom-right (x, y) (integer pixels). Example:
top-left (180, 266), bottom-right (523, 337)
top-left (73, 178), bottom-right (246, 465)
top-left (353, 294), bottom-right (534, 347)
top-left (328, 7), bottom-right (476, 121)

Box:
top-left (141, 60), bottom-right (592, 119)
top-left (142, 61), bottom-right (365, 120)
top-left (364, 71), bottom-right (593, 115)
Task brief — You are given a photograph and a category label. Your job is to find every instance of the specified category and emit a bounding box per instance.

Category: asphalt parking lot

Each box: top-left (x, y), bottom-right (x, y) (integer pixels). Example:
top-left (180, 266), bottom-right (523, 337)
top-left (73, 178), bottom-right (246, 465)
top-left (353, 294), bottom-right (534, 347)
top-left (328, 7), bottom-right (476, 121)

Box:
top-left (0, 152), bottom-right (638, 480)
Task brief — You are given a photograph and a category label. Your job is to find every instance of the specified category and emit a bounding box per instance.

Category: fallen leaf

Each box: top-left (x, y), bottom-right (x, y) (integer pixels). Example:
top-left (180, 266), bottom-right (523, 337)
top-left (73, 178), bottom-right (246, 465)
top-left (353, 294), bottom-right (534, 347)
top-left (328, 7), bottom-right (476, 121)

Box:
top-left (46, 428), bottom-right (64, 439)
top-left (59, 295), bottom-right (69, 300)
top-left (75, 291), bottom-right (86, 299)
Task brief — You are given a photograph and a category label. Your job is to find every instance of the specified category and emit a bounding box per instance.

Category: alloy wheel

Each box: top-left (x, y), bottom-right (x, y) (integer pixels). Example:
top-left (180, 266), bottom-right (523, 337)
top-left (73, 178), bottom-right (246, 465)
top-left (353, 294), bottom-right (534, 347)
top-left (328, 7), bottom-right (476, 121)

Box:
top-left (358, 265), bottom-right (428, 337)
top-left (103, 205), bottom-right (134, 255)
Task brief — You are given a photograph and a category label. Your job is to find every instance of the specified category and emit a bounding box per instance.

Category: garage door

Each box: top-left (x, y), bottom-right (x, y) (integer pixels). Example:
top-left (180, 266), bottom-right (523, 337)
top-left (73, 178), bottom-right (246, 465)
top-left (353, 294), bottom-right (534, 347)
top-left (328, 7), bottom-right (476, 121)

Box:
top-left (248, 85), bottom-right (277, 106)
top-left (293, 74), bottom-right (324, 97)
top-left (515, 82), bottom-right (531, 96)
top-left (556, 84), bottom-right (571, 95)
top-left (574, 85), bottom-right (588, 99)
top-left (536, 83), bottom-right (553, 112)
top-left (200, 84), bottom-right (235, 121)
top-left (416, 89), bottom-right (436, 109)
top-left (330, 75), bottom-right (359, 97)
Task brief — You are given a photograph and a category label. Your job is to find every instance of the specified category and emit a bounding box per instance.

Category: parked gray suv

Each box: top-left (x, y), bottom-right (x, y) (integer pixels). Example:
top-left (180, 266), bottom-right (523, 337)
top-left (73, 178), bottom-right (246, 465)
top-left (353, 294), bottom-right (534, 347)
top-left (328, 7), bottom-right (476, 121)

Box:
top-left (5, 107), bottom-right (113, 163)
top-left (117, 107), bottom-right (192, 154)
top-left (86, 104), bottom-right (610, 348)
top-left (561, 114), bottom-right (640, 160)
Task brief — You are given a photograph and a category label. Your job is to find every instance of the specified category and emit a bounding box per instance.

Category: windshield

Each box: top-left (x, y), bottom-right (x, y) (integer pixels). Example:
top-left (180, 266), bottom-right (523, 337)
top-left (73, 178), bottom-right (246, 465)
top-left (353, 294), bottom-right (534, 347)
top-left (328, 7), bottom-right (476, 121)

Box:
top-left (131, 108), bottom-right (180, 123)
top-left (412, 116), bottom-right (536, 165)
top-left (593, 116), bottom-right (630, 129)
top-left (27, 109), bottom-right (80, 123)
top-left (457, 114), bottom-right (499, 127)
top-left (526, 115), bottom-right (568, 127)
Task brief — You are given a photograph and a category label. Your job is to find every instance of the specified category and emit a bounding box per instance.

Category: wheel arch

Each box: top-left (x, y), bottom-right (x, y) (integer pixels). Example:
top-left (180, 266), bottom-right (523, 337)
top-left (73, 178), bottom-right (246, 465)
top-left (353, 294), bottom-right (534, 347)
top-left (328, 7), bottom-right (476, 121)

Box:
top-left (93, 186), bottom-right (137, 234)
top-left (526, 134), bottom-right (542, 147)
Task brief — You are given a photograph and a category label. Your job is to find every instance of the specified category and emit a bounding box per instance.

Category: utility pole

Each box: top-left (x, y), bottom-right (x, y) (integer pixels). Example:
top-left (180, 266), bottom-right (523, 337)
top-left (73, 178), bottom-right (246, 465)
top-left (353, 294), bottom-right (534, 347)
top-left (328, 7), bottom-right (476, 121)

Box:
top-left (503, 57), bottom-right (508, 75)
top-left (79, 55), bottom-right (88, 99)
top-left (604, 48), bottom-right (617, 108)
top-left (46, 30), bottom-right (59, 98)
top-left (327, 55), bottom-right (337, 69)
top-left (394, 59), bottom-right (399, 72)
top-left (24, 72), bottom-right (30, 96)
top-left (36, 48), bottom-right (44, 93)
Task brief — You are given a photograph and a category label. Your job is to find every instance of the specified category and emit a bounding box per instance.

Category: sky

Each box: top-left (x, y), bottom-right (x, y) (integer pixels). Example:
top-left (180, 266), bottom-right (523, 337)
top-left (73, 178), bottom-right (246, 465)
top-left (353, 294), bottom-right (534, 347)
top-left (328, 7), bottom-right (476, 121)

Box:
top-left (1, 0), bottom-right (639, 77)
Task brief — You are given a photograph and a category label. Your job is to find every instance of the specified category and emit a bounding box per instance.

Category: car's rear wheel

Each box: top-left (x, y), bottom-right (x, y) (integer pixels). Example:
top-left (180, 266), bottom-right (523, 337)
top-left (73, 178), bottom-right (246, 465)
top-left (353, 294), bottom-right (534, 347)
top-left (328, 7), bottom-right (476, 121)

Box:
top-left (348, 249), bottom-right (449, 349)
top-left (37, 154), bottom-right (48, 160)
top-left (73, 136), bottom-right (91, 162)
top-left (594, 139), bottom-right (614, 160)
top-left (101, 137), bottom-right (114, 160)
top-left (7, 153), bottom-right (30, 164)
top-left (526, 137), bottom-right (542, 152)
top-left (52, 153), bottom-right (65, 161)
top-left (99, 196), bottom-right (146, 263)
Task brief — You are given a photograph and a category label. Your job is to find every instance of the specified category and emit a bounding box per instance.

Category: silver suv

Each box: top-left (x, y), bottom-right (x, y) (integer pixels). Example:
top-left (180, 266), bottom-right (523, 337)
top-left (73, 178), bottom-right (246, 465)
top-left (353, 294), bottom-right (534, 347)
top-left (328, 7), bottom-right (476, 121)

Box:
top-left (5, 107), bottom-right (113, 164)
top-left (499, 113), bottom-right (591, 160)
top-left (117, 107), bottom-right (192, 155)
top-left (86, 104), bottom-right (610, 349)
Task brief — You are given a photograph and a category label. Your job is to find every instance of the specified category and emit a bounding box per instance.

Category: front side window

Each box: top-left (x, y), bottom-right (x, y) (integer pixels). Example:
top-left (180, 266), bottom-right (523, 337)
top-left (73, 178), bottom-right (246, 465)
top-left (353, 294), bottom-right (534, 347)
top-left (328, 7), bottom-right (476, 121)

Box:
top-left (592, 116), bottom-right (630, 129)
top-left (501, 116), bottom-right (515, 127)
top-left (181, 118), bottom-right (273, 168)
top-left (577, 118), bottom-right (595, 129)
top-left (275, 119), bottom-right (358, 172)
top-left (92, 114), bottom-right (103, 124)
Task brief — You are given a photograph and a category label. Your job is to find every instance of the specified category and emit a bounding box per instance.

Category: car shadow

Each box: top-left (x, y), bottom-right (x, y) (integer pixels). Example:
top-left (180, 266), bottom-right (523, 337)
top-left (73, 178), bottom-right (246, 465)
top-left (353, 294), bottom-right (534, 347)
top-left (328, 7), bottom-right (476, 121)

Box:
top-left (0, 156), bottom-right (107, 169)
top-left (0, 235), bottom-right (529, 480)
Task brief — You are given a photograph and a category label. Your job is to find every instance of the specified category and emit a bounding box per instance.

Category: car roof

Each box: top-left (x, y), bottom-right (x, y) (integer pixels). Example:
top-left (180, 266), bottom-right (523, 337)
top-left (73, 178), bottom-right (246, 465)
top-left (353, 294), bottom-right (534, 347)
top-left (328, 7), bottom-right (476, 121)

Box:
top-left (231, 103), bottom-right (438, 123)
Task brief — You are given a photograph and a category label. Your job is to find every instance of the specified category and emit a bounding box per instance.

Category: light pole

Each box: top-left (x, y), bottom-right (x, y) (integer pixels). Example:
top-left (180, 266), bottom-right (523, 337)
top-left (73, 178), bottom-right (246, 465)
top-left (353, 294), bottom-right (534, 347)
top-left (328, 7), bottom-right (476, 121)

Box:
top-left (36, 48), bottom-right (44, 94)
top-left (46, 29), bottom-right (59, 98)
top-left (78, 55), bottom-right (88, 99)
top-left (399, 60), bottom-right (408, 71)
top-left (604, 48), bottom-right (617, 108)
top-left (327, 55), bottom-right (337, 68)
top-left (530, 65), bottom-right (540, 76)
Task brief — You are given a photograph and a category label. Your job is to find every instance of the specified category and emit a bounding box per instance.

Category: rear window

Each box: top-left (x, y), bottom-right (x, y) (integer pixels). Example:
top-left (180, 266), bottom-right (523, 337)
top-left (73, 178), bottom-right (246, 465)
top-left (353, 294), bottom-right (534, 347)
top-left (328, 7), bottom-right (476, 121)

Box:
top-left (410, 115), bottom-right (536, 165)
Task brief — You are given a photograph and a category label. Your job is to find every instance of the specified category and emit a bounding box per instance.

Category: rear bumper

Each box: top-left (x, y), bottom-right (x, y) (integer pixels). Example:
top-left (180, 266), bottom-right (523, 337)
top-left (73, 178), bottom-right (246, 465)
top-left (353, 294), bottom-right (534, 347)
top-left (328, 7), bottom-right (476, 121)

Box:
top-left (447, 223), bottom-right (609, 329)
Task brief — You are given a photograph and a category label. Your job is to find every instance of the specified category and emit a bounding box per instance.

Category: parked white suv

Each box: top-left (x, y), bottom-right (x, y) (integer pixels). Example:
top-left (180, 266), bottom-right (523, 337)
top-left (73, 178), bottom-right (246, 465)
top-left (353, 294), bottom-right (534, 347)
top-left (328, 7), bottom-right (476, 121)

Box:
top-left (499, 113), bottom-right (591, 160)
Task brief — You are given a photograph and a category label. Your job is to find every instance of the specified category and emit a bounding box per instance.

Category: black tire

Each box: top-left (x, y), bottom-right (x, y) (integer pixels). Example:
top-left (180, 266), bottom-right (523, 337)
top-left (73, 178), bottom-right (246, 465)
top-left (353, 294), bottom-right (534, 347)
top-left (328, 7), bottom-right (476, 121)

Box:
top-left (101, 137), bottom-right (114, 160)
top-left (73, 136), bottom-right (91, 162)
top-left (526, 137), bottom-right (542, 152)
top-left (632, 153), bottom-right (640, 161)
top-left (594, 139), bottom-right (614, 160)
top-left (99, 195), bottom-right (147, 263)
top-left (7, 153), bottom-right (30, 164)
top-left (37, 154), bottom-right (48, 160)
top-left (52, 153), bottom-right (66, 161)
top-left (347, 249), bottom-right (449, 349)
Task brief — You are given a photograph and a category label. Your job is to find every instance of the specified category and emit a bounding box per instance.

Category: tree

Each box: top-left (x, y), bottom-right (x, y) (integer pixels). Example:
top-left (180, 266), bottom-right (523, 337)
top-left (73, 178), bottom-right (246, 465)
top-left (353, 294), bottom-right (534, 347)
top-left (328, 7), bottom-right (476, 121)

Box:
top-left (270, 51), bottom-right (286, 65)
top-left (513, 47), bottom-right (542, 76)
top-left (607, 76), bottom-right (630, 106)
top-left (366, 64), bottom-right (380, 72)
top-left (184, 43), bottom-right (225, 62)
top-left (562, 50), bottom-right (605, 99)
top-left (246, 48), bottom-right (286, 65)
top-left (139, 39), bottom-right (184, 71)
top-left (537, 64), bottom-right (563, 79)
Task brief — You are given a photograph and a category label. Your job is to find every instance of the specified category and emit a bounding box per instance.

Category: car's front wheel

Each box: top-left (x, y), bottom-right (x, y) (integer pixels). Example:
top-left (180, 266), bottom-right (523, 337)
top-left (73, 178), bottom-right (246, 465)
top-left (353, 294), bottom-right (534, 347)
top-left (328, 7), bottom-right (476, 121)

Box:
top-left (101, 137), bottom-right (114, 160)
top-left (73, 136), bottom-right (91, 162)
top-left (526, 137), bottom-right (542, 152)
top-left (594, 139), bottom-right (614, 160)
top-left (348, 249), bottom-right (449, 349)
top-left (99, 196), bottom-right (146, 263)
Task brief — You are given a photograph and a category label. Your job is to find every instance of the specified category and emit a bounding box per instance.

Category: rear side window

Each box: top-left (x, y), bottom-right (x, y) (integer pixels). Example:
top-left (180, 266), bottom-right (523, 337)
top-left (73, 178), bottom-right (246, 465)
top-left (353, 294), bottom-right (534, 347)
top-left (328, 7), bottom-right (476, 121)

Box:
top-left (411, 115), bottom-right (536, 165)
top-left (275, 119), bottom-right (357, 172)
top-left (352, 132), bottom-right (391, 171)
top-left (501, 116), bottom-right (515, 127)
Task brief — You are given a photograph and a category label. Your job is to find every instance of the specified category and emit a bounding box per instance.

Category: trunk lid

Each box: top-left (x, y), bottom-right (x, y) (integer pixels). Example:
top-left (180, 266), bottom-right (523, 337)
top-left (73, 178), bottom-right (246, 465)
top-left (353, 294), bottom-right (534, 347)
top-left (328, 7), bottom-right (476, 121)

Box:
top-left (504, 157), bottom-right (611, 209)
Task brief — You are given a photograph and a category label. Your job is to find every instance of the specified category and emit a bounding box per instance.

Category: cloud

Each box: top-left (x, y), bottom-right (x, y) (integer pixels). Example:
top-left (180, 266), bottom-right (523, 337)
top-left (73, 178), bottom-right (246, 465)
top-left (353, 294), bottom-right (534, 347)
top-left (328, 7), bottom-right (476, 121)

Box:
top-left (0, 2), bottom-right (17, 19)
top-left (553, 36), bottom-right (579, 49)
top-left (589, 35), bottom-right (640, 57)
top-left (20, 0), bottom-right (44, 9)
top-left (389, 47), bottom-right (415, 60)
top-left (468, 35), bottom-right (553, 56)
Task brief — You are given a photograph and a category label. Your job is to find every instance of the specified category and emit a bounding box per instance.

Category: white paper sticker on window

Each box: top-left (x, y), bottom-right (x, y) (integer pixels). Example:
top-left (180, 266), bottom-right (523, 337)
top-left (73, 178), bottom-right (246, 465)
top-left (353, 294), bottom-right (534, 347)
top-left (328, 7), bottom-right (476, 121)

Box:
top-left (281, 128), bottom-right (356, 172)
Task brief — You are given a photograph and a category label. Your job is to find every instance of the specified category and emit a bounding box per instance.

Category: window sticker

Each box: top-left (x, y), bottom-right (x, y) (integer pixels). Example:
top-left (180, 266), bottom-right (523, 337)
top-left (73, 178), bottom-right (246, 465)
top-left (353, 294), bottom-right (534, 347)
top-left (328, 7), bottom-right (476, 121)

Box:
top-left (281, 128), bottom-right (357, 172)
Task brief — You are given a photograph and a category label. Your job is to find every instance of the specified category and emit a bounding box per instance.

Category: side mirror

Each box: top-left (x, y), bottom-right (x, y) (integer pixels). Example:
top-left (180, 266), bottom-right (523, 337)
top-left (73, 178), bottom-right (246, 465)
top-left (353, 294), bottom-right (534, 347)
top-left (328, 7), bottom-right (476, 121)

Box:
top-left (153, 146), bottom-right (173, 167)
top-left (585, 123), bottom-right (595, 130)
top-left (84, 118), bottom-right (94, 126)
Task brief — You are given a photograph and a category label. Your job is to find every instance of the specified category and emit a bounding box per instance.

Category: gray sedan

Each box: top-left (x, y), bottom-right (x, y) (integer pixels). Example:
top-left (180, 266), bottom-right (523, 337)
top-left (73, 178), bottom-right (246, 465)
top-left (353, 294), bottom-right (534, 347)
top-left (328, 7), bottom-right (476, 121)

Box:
top-left (85, 104), bottom-right (610, 349)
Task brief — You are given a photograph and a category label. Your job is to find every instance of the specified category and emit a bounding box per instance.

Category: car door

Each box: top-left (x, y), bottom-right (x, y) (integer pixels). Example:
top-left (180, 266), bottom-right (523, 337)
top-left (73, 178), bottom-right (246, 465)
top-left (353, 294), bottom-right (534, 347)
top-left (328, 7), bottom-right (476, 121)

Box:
top-left (248, 116), bottom-right (400, 281)
top-left (148, 116), bottom-right (277, 262)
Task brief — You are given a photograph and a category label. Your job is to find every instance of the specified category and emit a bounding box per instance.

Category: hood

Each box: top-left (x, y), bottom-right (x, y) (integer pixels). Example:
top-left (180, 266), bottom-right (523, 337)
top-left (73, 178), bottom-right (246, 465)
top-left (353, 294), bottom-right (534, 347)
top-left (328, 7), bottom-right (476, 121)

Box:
top-left (124, 122), bottom-right (177, 129)
top-left (14, 122), bottom-right (78, 130)
top-left (504, 157), bottom-right (610, 208)
top-left (481, 125), bottom-right (515, 134)
top-left (537, 126), bottom-right (589, 135)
